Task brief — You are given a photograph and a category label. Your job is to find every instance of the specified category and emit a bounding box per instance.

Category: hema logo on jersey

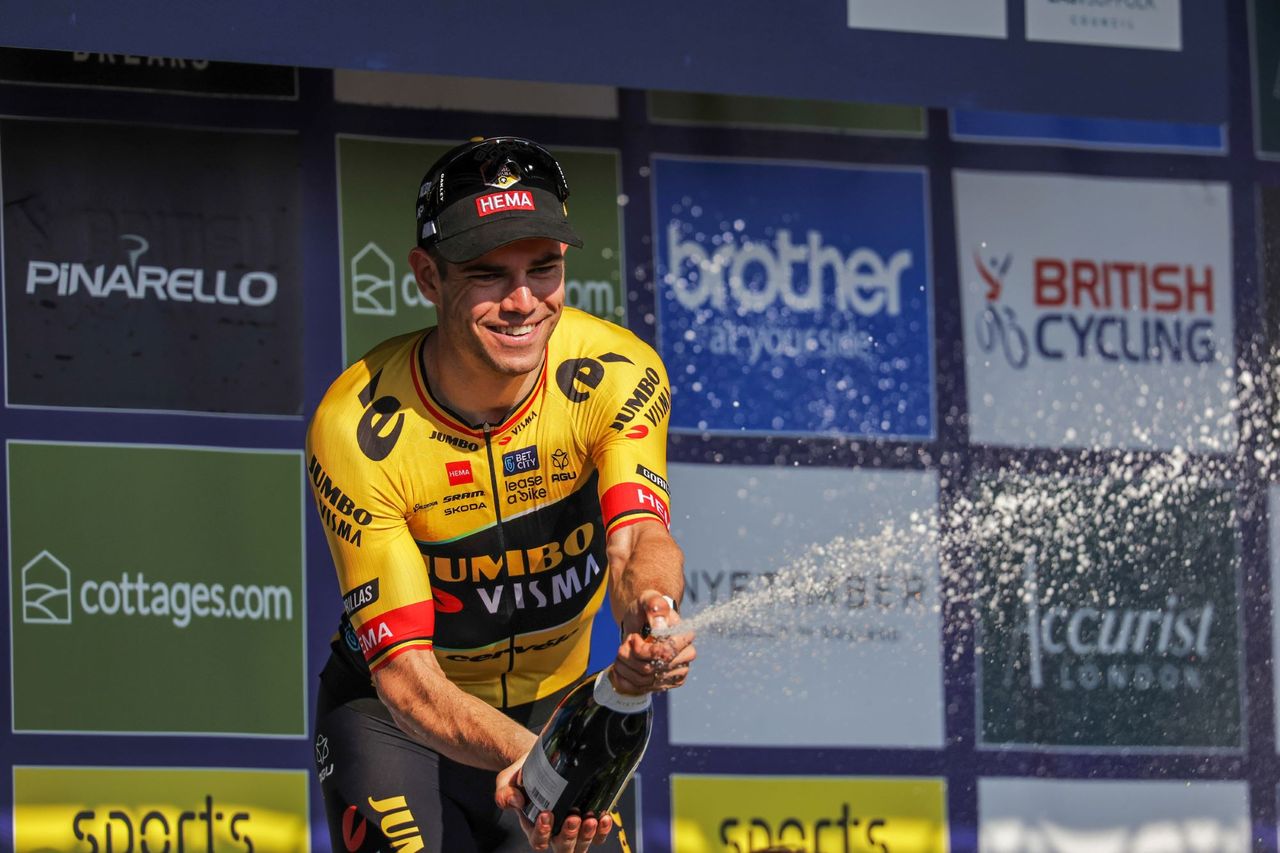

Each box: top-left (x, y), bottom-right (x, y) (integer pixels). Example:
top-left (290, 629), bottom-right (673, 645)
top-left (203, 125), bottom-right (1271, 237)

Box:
top-left (653, 157), bottom-right (934, 438)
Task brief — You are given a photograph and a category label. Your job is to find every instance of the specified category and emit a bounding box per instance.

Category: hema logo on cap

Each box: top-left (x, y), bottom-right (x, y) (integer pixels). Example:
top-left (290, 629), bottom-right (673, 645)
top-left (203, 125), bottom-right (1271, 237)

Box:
top-left (476, 190), bottom-right (536, 217)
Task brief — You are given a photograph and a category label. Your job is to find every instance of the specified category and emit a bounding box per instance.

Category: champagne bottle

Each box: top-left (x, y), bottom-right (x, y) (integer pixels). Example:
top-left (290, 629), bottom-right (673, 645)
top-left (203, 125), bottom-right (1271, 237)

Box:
top-left (520, 667), bottom-right (653, 834)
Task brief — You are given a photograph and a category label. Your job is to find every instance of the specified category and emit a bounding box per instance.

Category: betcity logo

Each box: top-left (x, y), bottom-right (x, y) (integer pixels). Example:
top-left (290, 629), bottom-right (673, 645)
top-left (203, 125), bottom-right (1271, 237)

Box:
top-left (20, 550), bottom-right (294, 628)
top-left (972, 246), bottom-right (1219, 371)
top-left (26, 233), bottom-right (279, 306)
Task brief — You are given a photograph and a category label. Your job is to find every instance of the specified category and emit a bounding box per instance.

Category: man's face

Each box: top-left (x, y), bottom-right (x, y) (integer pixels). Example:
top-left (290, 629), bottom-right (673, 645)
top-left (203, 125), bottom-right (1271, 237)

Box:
top-left (421, 238), bottom-right (566, 379)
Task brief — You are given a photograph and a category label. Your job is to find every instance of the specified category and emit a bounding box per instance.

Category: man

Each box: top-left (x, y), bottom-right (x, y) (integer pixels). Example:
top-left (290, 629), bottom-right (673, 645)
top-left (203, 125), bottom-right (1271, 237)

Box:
top-left (307, 136), bottom-right (695, 853)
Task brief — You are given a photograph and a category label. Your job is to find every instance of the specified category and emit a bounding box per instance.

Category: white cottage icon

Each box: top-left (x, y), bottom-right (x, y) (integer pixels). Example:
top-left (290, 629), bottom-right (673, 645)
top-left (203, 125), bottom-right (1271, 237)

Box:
top-left (21, 550), bottom-right (72, 625)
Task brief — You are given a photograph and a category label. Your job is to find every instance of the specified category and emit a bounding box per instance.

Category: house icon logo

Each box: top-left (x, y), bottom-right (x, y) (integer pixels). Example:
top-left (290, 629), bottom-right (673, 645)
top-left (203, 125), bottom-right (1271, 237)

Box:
top-left (21, 550), bottom-right (73, 625)
top-left (351, 242), bottom-right (397, 316)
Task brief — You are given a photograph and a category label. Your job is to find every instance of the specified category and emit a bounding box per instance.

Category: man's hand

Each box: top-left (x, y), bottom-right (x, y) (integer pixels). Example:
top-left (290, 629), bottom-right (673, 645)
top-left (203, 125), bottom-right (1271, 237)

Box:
top-left (495, 758), bottom-right (614, 852)
top-left (613, 590), bottom-right (697, 694)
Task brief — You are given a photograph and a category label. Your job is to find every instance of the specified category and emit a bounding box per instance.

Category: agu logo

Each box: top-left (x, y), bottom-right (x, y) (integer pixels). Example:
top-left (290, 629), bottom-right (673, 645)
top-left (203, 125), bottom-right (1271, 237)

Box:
top-left (21, 550), bottom-right (73, 624)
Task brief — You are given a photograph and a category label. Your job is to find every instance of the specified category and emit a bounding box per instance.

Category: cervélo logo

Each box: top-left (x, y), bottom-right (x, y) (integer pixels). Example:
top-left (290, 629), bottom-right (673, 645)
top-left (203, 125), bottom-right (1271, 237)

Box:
top-left (654, 157), bottom-right (933, 439)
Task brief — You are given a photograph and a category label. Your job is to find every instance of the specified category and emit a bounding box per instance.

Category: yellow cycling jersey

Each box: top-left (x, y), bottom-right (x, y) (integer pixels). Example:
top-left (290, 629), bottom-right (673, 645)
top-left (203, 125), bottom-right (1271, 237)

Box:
top-left (306, 307), bottom-right (673, 709)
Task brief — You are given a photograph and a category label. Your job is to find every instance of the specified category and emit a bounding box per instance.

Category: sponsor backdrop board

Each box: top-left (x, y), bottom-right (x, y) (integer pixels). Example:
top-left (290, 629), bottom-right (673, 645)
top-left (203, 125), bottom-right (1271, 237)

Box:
top-left (954, 170), bottom-right (1235, 453)
top-left (978, 777), bottom-right (1250, 852)
top-left (8, 442), bottom-right (306, 735)
top-left (1273, 486), bottom-right (1280, 749)
top-left (1, 119), bottom-right (303, 414)
top-left (847, 0), bottom-right (1007, 38)
top-left (334, 70), bottom-right (618, 117)
top-left (668, 463), bottom-right (944, 747)
top-left (1026, 0), bottom-right (1182, 50)
top-left (1254, 0), bottom-right (1280, 156)
top-left (653, 156), bottom-right (934, 439)
top-left (976, 473), bottom-right (1242, 750)
top-left (13, 766), bottom-right (310, 852)
top-left (648, 91), bottom-right (924, 135)
top-left (951, 109), bottom-right (1225, 153)
top-left (671, 774), bottom-right (949, 853)
top-left (0, 47), bottom-right (297, 96)
top-left (338, 136), bottom-right (625, 365)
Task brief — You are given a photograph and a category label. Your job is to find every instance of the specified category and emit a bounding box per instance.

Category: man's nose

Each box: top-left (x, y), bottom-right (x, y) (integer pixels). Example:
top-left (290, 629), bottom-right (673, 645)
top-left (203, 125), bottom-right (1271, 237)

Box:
top-left (504, 282), bottom-right (537, 313)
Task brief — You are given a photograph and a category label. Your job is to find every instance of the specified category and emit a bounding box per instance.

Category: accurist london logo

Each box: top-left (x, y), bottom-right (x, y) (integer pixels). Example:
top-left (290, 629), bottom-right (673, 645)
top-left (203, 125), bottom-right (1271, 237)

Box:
top-left (654, 157), bottom-right (934, 439)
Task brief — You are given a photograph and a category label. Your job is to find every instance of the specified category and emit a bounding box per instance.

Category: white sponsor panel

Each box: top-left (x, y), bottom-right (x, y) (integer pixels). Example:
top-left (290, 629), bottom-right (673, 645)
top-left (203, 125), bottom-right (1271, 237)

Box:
top-left (848, 0), bottom-right (1007, 38)
top-left (668, 464), bottom-right (944, 747)
top-left (954, 170), bottom-right (1235, 452)
top-left (333, 70), bottom-right (618, 117)
top-left (979, 777), bottom-right (1249, 852)
top-left (1026, 0), bottom-right (1182, 50)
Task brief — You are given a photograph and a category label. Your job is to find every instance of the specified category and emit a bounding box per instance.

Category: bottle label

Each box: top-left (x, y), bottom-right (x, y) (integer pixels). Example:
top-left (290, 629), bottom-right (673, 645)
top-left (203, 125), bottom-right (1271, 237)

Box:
top-left (522, 740), bottom-right (568, 814)
top-left (594, 669), bottom-right (652, 713)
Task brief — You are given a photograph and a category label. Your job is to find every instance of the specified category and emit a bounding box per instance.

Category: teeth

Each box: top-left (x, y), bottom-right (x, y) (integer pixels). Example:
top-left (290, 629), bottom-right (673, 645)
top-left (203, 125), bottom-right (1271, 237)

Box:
top-left (497, 325), bottom-right (534, 337)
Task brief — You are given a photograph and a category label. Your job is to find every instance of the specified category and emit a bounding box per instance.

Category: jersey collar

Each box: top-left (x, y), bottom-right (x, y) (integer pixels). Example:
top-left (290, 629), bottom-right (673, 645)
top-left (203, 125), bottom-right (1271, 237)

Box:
top-left (410, 331), bottom-right (548, 438)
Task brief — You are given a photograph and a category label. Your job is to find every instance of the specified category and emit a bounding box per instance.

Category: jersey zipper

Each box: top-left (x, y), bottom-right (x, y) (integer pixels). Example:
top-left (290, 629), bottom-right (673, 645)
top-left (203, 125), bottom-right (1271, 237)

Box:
top-left (482, 423), bottom-right (518, 710)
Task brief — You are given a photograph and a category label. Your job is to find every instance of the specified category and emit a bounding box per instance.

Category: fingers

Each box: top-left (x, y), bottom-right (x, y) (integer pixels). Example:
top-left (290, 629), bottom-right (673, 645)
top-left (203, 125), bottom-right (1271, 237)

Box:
top-left (530, 812), bottom-right (552, 850)
top-left (551, 812), bottom-right (609, 853)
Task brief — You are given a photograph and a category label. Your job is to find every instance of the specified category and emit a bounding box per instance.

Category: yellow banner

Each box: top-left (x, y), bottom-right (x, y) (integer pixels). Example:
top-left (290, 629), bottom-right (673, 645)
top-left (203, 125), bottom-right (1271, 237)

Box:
top-left (672, 774), bottom-right (949, 853)
top-left (14, 766), bottom-right (309, 853)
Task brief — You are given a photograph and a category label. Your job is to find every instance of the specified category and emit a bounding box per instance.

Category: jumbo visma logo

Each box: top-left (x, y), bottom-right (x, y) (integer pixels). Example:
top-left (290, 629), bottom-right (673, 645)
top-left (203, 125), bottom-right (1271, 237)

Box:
top-left (971, 244), bottom-right (1219, 371)
top-left (20, 549), bottom-right (294, 628)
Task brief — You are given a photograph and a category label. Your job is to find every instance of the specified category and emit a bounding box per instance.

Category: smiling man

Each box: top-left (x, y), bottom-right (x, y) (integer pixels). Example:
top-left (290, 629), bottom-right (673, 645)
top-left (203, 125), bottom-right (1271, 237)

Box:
top-left (307, 137), bottom-right (695, 853)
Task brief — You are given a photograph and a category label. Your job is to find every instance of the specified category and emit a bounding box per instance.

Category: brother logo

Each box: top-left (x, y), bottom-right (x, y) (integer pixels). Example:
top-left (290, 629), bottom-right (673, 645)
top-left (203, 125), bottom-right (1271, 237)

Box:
top-left (666, 223), bottom-right (911, 317)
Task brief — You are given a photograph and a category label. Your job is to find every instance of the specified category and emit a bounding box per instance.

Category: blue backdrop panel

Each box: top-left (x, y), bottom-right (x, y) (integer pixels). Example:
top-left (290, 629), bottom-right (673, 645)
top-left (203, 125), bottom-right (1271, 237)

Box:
top-left (0, 0), bottom-right (1229, 123)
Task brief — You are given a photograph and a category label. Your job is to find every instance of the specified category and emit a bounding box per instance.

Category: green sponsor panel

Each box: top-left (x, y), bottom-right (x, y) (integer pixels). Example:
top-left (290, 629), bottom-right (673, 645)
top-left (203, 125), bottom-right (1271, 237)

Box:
top-left (1255, 0), bottom-right (1280, 156)
top-left (649, 91), bottom-right (924, 134)
top-left (338, 136), bottom-right (625, 366)
top-left (8, 442), bottom-right (305, 734)
top-left (976, 473), bottom-right (1242, 750)
top-left (14, 766), bottom-right (309, 852)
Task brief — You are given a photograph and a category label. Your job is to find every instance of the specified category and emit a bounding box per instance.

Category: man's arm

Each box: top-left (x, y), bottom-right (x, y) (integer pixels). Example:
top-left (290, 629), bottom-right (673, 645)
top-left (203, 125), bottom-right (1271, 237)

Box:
top-left (605, 519), bottom-right (696, 694)
top-left (372, 648), bottom-right (536, 771)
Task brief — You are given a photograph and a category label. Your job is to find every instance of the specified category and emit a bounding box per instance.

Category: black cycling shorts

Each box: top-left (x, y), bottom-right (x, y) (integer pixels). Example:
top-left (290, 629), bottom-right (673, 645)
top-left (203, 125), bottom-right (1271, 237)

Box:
top-left (315, 687), bottom-right (633, 853)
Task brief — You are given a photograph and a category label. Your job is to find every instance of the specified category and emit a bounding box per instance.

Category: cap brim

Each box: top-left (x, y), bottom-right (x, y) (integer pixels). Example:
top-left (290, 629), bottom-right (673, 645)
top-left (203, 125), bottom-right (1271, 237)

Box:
top-left (434, 217), bottom-right (584, 263)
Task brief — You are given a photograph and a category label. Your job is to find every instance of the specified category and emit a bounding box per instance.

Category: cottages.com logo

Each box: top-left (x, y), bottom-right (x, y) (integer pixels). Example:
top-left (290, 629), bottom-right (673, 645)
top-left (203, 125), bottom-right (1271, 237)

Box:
top-left (20, 550), bottom-right (294, 628)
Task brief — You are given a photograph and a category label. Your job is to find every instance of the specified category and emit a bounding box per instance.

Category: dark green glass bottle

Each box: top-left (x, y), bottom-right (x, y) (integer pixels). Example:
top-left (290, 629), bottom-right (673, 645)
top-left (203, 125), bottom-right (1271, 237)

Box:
top-left (520, 668), bottom-right (653, 834)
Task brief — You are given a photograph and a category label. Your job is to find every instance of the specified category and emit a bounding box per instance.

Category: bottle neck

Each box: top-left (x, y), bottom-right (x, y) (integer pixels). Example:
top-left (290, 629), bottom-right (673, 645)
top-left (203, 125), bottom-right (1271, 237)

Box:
top-left (594, 669), bottom-right (652, 714)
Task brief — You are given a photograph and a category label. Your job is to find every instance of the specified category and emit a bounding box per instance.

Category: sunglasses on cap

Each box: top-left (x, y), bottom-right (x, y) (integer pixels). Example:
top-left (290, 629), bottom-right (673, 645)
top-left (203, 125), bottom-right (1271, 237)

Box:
top-left (416, 137), bottom-right (574, 252)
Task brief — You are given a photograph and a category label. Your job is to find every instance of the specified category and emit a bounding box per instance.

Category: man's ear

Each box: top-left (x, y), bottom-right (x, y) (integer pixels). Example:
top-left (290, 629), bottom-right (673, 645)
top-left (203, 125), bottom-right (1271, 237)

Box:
top-left (409, 247), bottom-right (443, 304)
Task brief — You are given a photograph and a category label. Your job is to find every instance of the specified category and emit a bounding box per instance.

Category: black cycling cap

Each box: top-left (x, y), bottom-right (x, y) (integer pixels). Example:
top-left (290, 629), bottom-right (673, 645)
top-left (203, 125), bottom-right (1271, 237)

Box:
top-left (416, 136), bottom-right (584, 263)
